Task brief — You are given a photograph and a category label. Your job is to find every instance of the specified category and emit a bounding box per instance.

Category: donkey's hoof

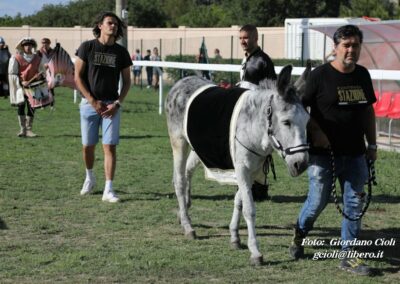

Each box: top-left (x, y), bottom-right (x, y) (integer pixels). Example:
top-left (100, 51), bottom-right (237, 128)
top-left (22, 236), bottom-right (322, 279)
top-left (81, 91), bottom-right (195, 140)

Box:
top-left (250, 255), bottom-right (264, 266)
top-left (230, 241), bottom-right (241, 250)
top-left (185, 230), bottom-right (196, 240)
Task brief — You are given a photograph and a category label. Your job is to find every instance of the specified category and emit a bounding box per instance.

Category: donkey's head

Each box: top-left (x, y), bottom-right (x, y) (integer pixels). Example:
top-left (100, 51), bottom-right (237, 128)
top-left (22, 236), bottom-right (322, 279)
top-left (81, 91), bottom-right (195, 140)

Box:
top-left (268, 64), bottom-right (311, 177)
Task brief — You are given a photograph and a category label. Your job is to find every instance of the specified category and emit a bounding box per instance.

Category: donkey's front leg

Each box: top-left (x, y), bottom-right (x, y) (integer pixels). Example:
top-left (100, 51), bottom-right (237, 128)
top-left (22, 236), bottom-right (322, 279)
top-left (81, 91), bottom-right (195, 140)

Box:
top-left (236, 168), bottom-right (263, 266)
top-left (229, 190), bottom-right (242, 249)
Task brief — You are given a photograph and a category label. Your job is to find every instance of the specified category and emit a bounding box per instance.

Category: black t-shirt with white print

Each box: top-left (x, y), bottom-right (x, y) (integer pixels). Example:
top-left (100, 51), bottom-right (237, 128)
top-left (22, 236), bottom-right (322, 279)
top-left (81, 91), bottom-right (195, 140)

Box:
top-left (76, 39), bottom-right (132, 101)
top-left (303, 63), bottom-right (376, 156)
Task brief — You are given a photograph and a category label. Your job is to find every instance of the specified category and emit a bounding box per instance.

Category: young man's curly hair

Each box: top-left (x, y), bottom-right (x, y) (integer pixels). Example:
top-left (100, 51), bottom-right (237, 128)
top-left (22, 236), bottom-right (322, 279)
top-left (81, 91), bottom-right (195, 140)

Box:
top-left (92, 11), bottom-right (126, 40)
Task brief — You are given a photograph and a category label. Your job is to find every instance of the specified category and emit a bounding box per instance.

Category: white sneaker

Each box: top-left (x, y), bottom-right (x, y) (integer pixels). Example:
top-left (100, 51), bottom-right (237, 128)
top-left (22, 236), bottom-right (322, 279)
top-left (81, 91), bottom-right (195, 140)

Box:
top-left (102, 189), bottom-right (120, 203)
top-left (80, 179), bottom-right (96, 195)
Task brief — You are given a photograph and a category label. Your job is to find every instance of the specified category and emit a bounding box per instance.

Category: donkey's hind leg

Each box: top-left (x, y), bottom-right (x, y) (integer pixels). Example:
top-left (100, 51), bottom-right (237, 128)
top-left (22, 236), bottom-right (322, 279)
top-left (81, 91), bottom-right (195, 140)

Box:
top-left (171, 136), bottom-right (196, 239)
top-left (185, 150), bottom-right (201, 209)
top-left (229, 189), bottom-right (242, 249)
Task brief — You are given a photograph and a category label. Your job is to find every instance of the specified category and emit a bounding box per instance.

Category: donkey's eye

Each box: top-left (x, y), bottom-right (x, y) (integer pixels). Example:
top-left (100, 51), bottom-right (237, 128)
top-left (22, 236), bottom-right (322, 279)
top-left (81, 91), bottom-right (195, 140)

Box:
top-left (283, 120), bottom-right (291, 127)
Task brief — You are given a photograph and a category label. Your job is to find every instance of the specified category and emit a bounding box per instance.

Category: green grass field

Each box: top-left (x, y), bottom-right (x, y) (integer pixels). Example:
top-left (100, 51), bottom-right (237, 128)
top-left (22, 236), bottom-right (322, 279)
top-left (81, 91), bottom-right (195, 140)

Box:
top-left (0, 86), bottom-right (399, 283)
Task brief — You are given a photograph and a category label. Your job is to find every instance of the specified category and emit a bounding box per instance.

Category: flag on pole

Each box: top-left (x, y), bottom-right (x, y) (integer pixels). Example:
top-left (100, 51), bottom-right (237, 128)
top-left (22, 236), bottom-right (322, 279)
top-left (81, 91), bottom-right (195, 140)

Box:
top-left (198, 37), bottom-right (211, 80)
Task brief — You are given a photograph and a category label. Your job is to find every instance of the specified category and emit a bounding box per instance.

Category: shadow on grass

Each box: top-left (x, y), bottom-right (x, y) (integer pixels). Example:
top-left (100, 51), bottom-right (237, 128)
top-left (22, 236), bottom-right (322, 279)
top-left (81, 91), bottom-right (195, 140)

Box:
top-left (119, 134), bottom-right (168, 140)
top-left (270, 195), bottom-right (307, 203)
top-left (0, 217), bottom-right (7, 230)
top-left (51, 134), bottom-right (81, 138)
top-left (131, 191), bottom-right (175, 200)
top-left (131, 191), bottom-right (235, 201)
top-left (191, 194), bottom-right (235, 201)
top-left (370, 194), bottom-right (400, 203)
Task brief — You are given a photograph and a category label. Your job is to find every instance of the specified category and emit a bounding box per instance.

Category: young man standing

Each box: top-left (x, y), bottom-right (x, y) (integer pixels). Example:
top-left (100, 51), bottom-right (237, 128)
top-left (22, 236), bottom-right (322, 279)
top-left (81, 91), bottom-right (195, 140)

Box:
top-left (289, 25), bottom-right (377, 276)
top-left (74, 11), bottom-right (132, 203)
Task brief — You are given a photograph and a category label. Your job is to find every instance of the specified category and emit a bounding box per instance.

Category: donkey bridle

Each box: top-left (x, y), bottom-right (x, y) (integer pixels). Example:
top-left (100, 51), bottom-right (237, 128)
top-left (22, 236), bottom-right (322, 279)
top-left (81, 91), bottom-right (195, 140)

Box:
top-left (266, 95), bottom-right (309, 158)
top-left (235, 94), bottom-right (309, 158)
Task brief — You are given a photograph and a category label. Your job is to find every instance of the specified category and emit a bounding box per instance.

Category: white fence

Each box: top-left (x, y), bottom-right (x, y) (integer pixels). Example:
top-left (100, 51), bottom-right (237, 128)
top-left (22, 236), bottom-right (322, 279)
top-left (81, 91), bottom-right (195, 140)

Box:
top-left (131, 61), bottom-right (400, 114)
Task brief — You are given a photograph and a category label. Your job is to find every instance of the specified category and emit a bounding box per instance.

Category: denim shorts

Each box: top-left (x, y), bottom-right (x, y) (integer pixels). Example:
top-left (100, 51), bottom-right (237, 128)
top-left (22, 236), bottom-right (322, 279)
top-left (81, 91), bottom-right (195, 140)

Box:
top-left (79, 99), bottom-right (121, 146)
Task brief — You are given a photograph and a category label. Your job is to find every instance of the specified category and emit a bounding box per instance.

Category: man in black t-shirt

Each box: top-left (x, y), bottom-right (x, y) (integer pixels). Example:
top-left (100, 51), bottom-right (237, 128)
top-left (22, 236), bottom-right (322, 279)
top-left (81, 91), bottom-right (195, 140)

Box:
top-left (289, 25), bottom-right (377, 276)
top-left (238, 24), bottom-right (277, 201)
top-left (75, 11), bottom-right (132, 203)
top-left (239, 24), bottom-right (277, 89)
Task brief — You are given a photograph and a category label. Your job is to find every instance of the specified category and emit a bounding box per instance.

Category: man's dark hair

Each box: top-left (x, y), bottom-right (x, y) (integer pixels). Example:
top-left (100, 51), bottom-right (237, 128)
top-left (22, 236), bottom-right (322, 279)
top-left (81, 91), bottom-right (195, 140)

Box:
top-left (333, 25), bottom-right (363, 45)
top-left (92, 11), bottom-right (126, 40)
top-left (240, 24), bottom-right (258, 37)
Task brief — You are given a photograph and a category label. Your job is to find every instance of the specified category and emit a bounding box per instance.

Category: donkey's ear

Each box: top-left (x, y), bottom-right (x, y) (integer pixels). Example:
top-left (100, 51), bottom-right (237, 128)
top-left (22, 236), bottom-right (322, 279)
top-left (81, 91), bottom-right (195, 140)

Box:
top-left (293, 60), bottom-right (312, 96)
top-left (277, 65), bottom-right (293, 95)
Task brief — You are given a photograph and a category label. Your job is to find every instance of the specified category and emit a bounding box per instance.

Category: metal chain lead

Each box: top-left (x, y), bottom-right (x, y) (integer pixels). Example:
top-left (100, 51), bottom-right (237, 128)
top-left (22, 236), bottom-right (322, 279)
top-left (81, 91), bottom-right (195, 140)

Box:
top-left (330, 150), bottom-right (374, 221)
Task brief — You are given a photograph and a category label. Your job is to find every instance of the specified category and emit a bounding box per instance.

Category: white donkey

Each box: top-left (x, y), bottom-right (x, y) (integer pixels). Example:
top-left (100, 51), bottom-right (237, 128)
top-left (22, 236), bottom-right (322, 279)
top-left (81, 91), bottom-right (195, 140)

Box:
top-left (165, 65), bottom-right (310, 265)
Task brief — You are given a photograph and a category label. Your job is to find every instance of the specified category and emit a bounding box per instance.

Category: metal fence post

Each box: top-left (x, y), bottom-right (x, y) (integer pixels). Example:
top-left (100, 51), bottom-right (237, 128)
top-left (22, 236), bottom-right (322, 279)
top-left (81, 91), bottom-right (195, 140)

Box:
top-left (230, 35), bottom-right (233, 84)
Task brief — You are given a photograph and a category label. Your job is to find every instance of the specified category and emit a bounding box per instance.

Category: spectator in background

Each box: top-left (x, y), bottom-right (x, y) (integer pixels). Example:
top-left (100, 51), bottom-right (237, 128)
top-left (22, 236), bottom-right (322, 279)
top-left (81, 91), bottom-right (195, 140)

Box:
top-left (239, 24), bottom-right (277, 89)
top-left (214, 48), bottom-right (222, 61)
top-left (143, 49), bottom-right (153, 89)
top-left (151, 47), bottom-right (162, 89)
top-left (131, 48), bottom-right (142, 86)
top-left (38, 37), bottom-right (55, 63)
top-left (38, 37), bottom-right (56, 107)
top-left (0, 36), bottom-right (11, 98)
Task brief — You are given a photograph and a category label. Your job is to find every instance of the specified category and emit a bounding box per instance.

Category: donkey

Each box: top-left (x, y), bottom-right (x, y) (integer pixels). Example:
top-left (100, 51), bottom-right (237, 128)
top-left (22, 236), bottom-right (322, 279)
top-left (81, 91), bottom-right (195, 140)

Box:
top-left (165, 64), bottom-right (311, 265)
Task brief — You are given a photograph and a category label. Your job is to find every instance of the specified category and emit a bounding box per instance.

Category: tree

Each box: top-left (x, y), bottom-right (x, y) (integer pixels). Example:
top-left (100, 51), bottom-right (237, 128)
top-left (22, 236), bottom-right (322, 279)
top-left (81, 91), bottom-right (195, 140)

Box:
top-left (339, 0), bottom-right (391, 19)
top-left (177, 4), bottom-right (229, 27)
top-left (0, 0), bottom-right (397, 28)
top-left (128, 0), bottom-right (168, 27)
top-left (162, 0), bottom-right (191, 27)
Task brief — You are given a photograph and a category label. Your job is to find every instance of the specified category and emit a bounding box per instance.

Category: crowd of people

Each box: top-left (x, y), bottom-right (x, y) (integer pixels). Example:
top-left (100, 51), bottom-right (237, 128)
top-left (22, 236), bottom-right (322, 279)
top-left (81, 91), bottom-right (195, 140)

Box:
top-left (1, 13), bottom-right (380, 276)
top-left (130, 46), bottom-right (162, 89)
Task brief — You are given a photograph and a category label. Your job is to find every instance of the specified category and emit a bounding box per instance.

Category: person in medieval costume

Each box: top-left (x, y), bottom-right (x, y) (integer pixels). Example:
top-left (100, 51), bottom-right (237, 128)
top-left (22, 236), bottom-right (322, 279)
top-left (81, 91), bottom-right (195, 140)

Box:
top-left (0, 36), bottom-right (11, 98)
top-left (8, 37), bottom-right (48, 137)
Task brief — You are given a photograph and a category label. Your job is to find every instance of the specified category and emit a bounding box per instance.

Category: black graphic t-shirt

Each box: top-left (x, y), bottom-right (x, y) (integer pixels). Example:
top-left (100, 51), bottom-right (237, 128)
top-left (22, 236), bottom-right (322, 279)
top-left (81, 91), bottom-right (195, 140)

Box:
top-left (76, 39), bottom-right (132, 101)
top-left (303, 63), bottom-right (376, 156)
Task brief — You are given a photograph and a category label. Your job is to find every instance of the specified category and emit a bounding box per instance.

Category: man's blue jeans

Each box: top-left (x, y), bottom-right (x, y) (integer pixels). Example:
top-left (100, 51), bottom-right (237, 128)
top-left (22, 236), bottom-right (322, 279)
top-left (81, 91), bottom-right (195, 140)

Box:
top-left (297, 154), bottom-right (368, 251)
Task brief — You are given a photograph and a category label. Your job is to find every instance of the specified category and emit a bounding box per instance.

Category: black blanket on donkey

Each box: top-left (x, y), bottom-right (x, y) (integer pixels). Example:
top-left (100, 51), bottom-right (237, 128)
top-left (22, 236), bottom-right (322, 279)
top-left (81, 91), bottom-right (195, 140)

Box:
top-left (185, 85), bottom-right (247, 170)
